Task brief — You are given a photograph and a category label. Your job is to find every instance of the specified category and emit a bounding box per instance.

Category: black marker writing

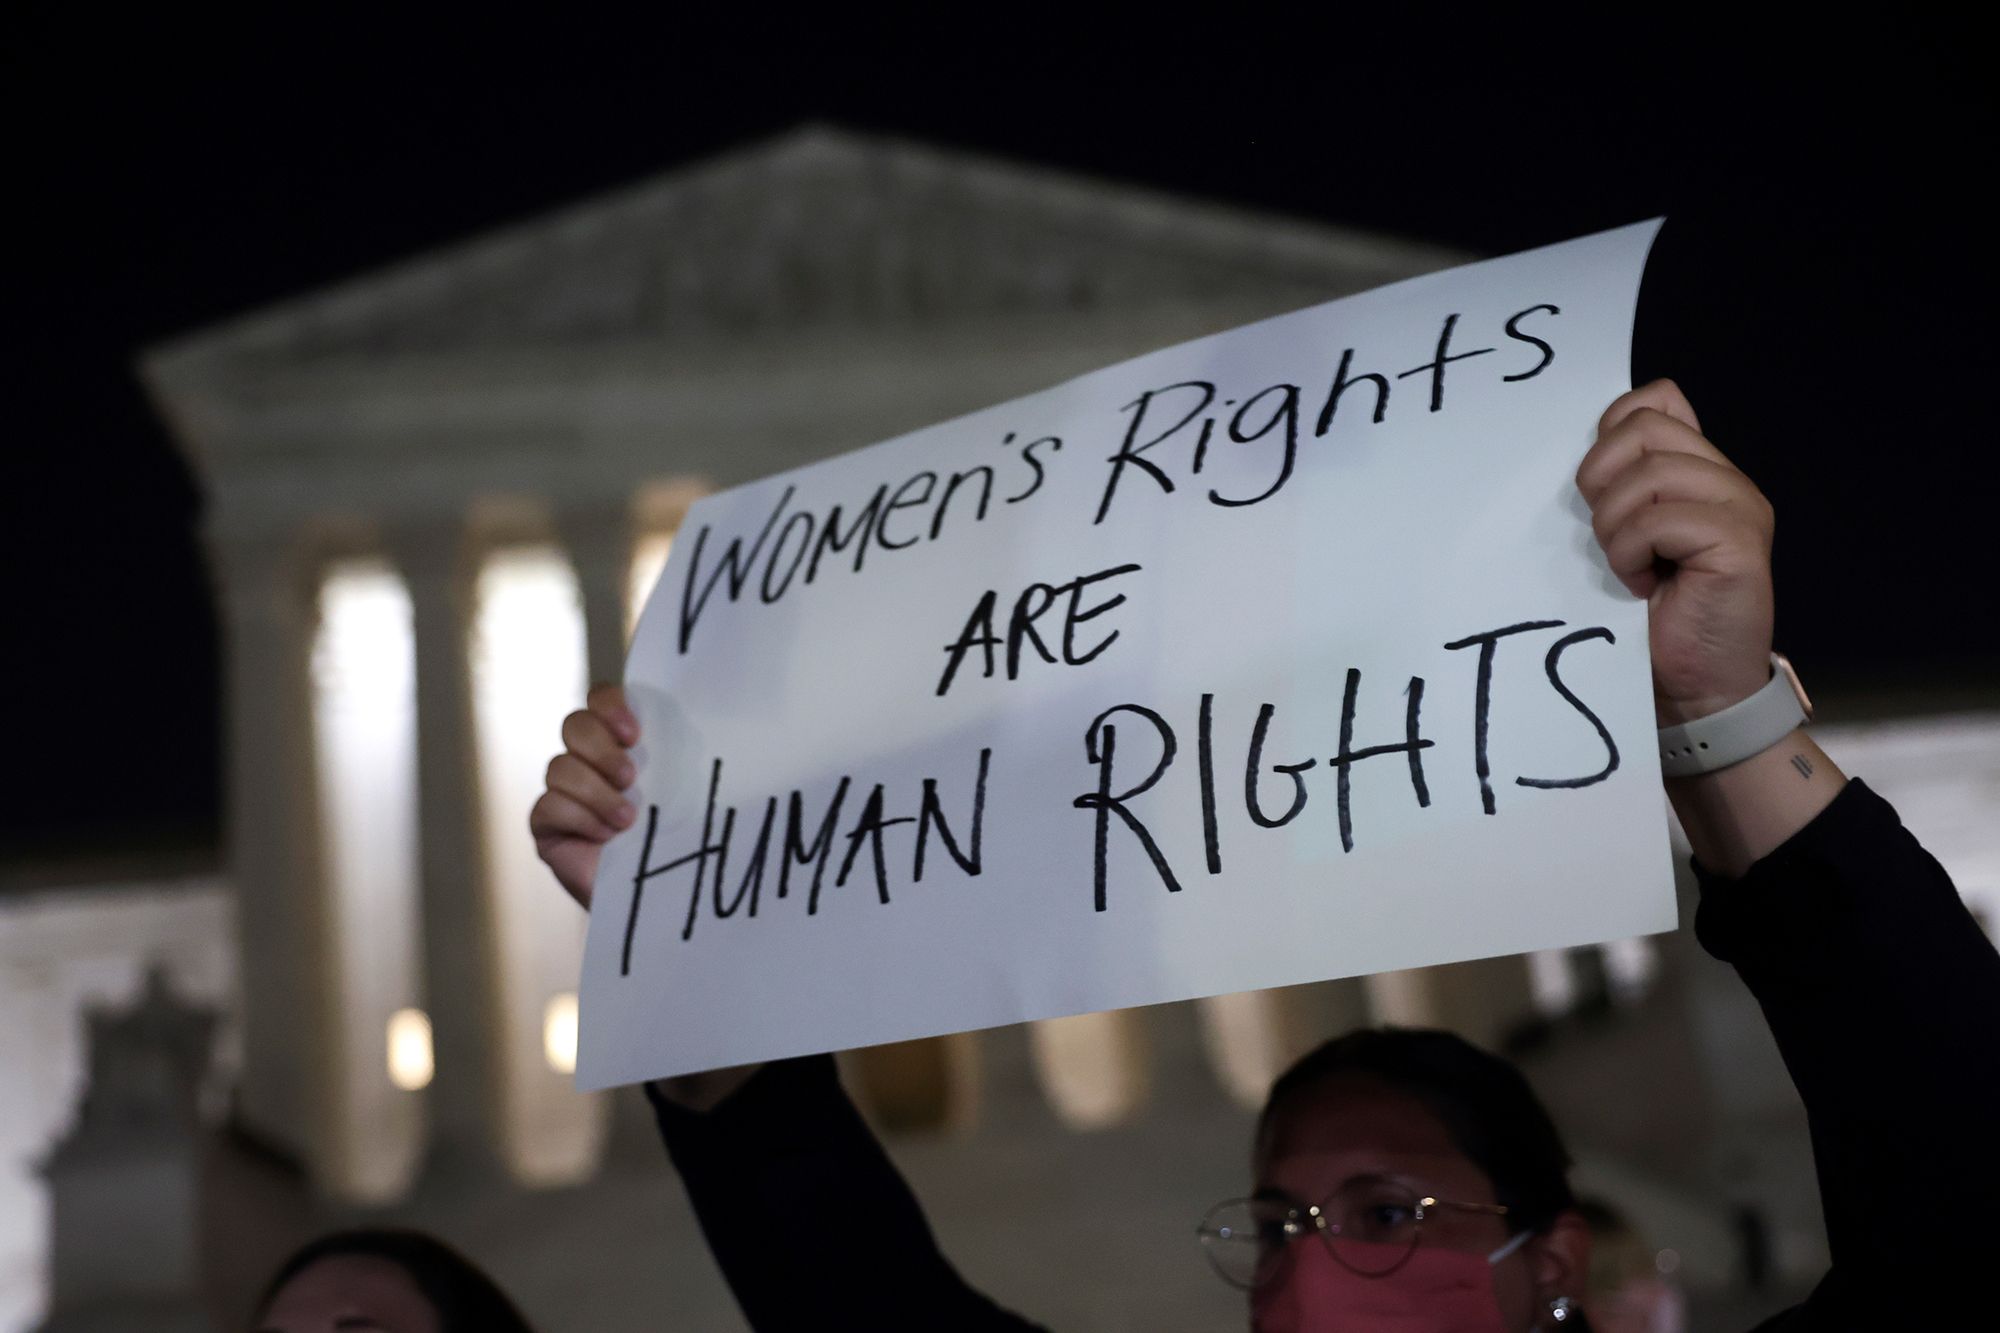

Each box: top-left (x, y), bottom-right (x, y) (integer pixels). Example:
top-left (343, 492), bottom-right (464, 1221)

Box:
top-left (1094, 381), bottom-right (1215, 523)
top-left (1443, 620), bottom-right (1566, 815)
top-left (1396, 313), bottom-right (1494, 413)
top-left (1245, 703), bottom-right (1316, 828)
top-left (780, 778), bottom-right (850, 912)
top-left (1514, 627), bottom-right (1620, 789)
top-left (1198, 692), bottom-right (1221, 875)
top-left (1209, 383), bottom-right (1302, 509)
top-left (618, 751), bottom-right (989, 966)
top-left (1330, 670), bottom-right (1434, 853)
top-left (1005, 435), bottom-right (1064, 503)
top-left (879, 472), bottom-right (938, 549)
top-left (937, 563), bottom-right (1143, 695)
top-left (1092, 306), bottom-right (1562, 523)
top-left (836, 783), bottom-right (916, 905)
top-left (1066, 618), bottom-right (1623, 911)
top-left (679, 486), bottom-right (795, 653)
top-left (1502, 304), bottom-right (1559, 381)
top-left (1074, 704), bottom-right (1182, 911)
top-left (714, 797), bottom-right (777, 922)
top-left (677, 431), bottom-right (1060, 652)
top-left (916, 750), bottom-right (991, 881)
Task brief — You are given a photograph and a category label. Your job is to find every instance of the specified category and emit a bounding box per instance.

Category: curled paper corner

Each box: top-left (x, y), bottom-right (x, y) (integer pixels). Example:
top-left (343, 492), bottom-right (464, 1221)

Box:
top-left (625, 682), bottom-right (706, 818)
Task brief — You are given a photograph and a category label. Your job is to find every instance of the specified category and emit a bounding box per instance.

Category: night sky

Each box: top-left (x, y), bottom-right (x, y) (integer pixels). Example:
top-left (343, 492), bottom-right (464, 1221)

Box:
top-left (6, 12), bottom-right (1993, 868)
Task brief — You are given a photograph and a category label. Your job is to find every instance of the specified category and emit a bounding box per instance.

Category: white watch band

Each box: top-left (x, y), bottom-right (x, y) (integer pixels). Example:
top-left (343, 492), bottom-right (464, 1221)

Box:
top-left (1657, 654), bottom-right (1812, 778)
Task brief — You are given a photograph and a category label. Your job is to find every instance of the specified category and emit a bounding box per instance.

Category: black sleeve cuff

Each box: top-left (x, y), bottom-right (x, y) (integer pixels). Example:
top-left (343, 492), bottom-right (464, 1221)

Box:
top-left (644, 1052), bottom-right (844, 1151)
top-left (1691, 778), bottom-right (1882, 964)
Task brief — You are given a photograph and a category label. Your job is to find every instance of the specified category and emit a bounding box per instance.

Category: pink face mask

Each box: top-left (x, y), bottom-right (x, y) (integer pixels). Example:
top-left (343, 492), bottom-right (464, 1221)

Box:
top-left (1251, 1233), bottom-right (1531, 1333)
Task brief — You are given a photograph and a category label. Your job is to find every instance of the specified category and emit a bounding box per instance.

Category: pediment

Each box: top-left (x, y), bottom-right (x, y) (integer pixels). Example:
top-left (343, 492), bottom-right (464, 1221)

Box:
top-left (148, 126), bottom-right (1464, 379)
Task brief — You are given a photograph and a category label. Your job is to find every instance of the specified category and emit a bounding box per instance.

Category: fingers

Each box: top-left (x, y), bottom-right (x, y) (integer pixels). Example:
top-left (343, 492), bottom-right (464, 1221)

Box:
top-left (1576, 401), bottom-right (1734, 504)
top-left (1577, 381), bottom-right (1774, 597)
top-left (586, 682), bottom-right (640, 745)
top-left (1599, 377), bottom-right (1701, 437)
top-left (545, 752), bottom-right (636, 832)
top-left (1599, 500), bottom-right (1767, 598)
top-left (562, 707), bottom-right (636, 788)
top-left (534, 683), bottom-right (642, 908)
top-left (1588, 449), bottom-right (1772, 562)
top-left (530, 789), bottom-right (621, 847)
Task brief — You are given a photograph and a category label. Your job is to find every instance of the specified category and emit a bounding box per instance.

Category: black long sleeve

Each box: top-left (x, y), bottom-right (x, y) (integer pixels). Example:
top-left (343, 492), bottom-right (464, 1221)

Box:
top-left (1693, 779), bottom-right (2000, 1326)
top-left (649, 1055), bottom-right (1047, 1332)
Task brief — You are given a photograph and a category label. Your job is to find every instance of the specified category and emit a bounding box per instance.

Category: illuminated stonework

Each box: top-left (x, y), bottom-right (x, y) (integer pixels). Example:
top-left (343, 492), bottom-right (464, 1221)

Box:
top-left (310, 559), bottom-right (425, 1198)
top-left (471, 545), bottom-right (603, 1184)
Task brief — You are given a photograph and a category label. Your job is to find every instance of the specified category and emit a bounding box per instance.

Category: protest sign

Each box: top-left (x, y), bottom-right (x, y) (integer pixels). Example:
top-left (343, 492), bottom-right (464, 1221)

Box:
top-left (577, 219), bottom-right (1674, 1089)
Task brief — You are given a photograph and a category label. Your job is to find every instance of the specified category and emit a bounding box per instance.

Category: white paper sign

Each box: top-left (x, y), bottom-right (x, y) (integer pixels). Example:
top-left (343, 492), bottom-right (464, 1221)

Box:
top-left (578, 220), bottom-right (1675, 1089)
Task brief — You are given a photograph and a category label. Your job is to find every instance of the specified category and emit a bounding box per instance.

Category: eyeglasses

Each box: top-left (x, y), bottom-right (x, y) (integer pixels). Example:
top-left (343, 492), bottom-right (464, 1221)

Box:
top-left (1196, 1177), bottom-right (1512, 1290)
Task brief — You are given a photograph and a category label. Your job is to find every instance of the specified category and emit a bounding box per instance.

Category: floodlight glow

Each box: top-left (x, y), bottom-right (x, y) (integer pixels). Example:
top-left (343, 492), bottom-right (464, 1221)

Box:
top-left (471, 545), bottom-right (605, 1184)
top-left (543, 992), bottom-right (580, 1075)
top-left (386, 1009), bottom-right (435, 1091)
top-left (1029, 1012), bottom-right (1146, 1130)
top-left (311, 559), bottom-right (424, 1199)
top-left (1527, 949), bottom-right (1578, 1017)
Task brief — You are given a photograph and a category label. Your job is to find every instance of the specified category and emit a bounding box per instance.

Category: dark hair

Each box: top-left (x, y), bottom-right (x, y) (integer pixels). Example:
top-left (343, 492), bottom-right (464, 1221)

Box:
top-left (1258, 1027), bottom-right (1577, 1234)
top-left (256, 1228), bottom-right (535, 1333)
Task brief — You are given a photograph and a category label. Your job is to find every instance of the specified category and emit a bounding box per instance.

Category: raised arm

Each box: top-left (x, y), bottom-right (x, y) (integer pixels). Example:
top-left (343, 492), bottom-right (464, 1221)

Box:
top-left (531, 686), bottom-right (1045, 1332)
top-left (1578, 380), bottom-right (2000, 1318)
top-left (1574, 379), bottom-right (1844, 865)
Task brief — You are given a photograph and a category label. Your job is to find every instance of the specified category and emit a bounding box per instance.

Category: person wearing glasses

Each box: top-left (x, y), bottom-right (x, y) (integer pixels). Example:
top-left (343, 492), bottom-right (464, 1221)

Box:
top-left (533, 380), bottom-right (1999, 1329)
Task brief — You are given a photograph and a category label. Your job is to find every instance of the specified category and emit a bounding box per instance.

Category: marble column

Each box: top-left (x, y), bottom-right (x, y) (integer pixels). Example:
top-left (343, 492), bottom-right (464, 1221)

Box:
top-left (556, 501), bottom-right (636, 688)
top-left (1364, 956), bottom-right (1537, 1050)
top-left (390, 520), bottom-right (506, 1180)
top-left (213, 533), bottom-right (327, 1169)
top-left (1196, 979), bottom-right (1371, 1108)
top-left (1028, 1009), bottom-right (1151, 1129)
top-left (554, 502), bottom-right (665, 1160)
top-left (1423, 955), bottom-right (1538, 1049)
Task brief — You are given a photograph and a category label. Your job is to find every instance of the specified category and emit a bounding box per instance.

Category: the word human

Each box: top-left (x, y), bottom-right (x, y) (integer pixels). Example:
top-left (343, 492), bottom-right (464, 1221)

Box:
top-left (618, 747), bottom-right (992, 971)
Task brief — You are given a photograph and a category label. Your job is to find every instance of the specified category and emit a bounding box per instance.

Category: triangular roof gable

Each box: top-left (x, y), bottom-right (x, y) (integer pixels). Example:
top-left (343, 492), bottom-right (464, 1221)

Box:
top-left (146, 125), bottom-right (1465, 377)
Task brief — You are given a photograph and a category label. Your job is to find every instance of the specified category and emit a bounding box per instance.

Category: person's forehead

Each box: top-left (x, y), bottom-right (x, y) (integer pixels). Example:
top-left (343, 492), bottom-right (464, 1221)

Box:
top-left (260, 1254), bottom-right (439, 1333)
top-left (1257, 1077), bottom-right (1484, 1194)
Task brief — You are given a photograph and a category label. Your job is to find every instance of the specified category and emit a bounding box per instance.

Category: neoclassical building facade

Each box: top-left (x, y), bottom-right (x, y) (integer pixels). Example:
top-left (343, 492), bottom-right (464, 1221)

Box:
top-left (141, 125), bottom-right (1516, 1202)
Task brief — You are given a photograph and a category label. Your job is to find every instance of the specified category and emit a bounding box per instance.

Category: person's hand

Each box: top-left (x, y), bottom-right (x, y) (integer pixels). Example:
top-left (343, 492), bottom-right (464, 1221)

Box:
top-left (1576, 379), bottom-right (1776, 726)
top-left (530, 683), bottom-right (641, 908)
top-left (530, 684), bottom-right (764, 1109)
top-left (1583, 381), bottom-right (1844, 872)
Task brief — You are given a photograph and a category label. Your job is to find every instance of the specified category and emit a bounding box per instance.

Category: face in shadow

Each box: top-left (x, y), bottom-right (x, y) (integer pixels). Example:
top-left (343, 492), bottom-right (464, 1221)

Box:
top-left (1250, 1073), bottom-right (1588, 1333)
top-left (256, 1254), bottom-right (442, 1333)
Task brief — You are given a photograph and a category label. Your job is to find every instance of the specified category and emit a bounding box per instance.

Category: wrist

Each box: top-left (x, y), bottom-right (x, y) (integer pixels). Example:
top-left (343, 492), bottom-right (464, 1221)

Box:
top-left (1665, 732), bottom-right (1845, 876)
top-left (648, 1062), bottom-right (763, 1113)
top-left (1654, 672), bottom-right (1772, 728)
top-left (1657, 654), bottom-right (1812, 780)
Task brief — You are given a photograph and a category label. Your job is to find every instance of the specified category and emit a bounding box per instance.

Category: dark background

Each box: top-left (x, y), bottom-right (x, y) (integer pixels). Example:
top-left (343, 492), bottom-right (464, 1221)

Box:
top-left (5, 12), bottom-right (1992, 867)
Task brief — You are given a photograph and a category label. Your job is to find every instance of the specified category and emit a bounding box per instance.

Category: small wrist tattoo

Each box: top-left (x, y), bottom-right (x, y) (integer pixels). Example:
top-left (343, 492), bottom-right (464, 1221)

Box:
top-left (1789, 753), bottom-right (1814, 780)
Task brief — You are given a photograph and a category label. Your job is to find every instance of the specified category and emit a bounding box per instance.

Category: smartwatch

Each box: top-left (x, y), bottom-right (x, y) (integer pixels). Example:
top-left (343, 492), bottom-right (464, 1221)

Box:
top-left (1657, 653), bottom-right (1813, 778)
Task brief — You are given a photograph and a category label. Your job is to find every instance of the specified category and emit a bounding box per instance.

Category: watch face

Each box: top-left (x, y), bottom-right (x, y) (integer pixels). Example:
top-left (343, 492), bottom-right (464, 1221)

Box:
top-left (1772, 653), bottom-right (1813, 721)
